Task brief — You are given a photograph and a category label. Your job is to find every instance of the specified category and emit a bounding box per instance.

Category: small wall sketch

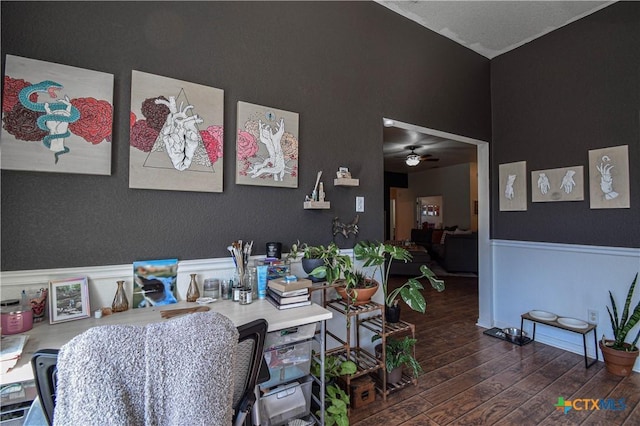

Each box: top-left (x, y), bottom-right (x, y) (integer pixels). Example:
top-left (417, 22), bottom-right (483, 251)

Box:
top-left (499, 161), bottom-right (527, 211)
top-left (235, 101), bottom-right (298, 188)
top-left (129, 71), bottom-right (224, 193)
top-left (589, 145), bottom-right (630, 209)
top-left (531, 166), bottom-right (584, 202)
top-left (1, 55), bottom-right (114, 175)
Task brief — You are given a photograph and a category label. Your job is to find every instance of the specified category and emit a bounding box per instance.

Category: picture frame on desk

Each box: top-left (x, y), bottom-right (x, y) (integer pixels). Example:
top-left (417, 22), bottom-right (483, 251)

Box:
top-left (49, 277), bottom-right (90, 324)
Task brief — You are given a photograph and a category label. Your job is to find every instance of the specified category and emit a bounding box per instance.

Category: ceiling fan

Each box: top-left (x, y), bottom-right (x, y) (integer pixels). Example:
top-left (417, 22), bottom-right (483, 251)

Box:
top-left (403, 145), bottom-right (439, 166)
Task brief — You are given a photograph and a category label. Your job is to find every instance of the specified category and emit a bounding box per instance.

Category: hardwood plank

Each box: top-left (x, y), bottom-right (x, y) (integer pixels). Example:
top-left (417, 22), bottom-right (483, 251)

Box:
top-left (348, 275), bottom-right (640, 425)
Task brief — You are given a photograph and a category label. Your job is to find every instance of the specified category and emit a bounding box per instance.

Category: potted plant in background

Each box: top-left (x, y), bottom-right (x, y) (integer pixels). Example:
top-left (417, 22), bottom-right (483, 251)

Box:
top-left (311, 354), bottom-right (356, 426)
top-left (336, 269), bottom-right (379, 306)
top-left (354, 241), bottom-right (444, 322)
top-left (600, 273), bottom-right (640, 376)
top-left (373, 336), bottom-right (421, 384)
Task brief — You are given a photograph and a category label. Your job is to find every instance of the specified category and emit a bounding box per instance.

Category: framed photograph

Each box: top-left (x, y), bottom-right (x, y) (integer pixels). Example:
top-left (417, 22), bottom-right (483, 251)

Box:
top-left (49, 277), bottom-right (90, 324)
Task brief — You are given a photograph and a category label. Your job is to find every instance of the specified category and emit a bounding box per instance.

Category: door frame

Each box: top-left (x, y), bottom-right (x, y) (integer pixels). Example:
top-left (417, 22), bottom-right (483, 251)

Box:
top-left (384, 119), bottom-right (492, 328)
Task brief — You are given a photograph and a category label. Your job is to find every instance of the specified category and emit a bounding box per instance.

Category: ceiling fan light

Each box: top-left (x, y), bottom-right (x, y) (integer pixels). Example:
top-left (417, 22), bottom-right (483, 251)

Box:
top-left (405, 154), bottom-right (420, 166)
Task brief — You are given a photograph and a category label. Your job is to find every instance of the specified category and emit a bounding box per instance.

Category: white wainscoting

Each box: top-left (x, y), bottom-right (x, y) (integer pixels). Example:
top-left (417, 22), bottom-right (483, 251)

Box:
top-left (492, 239), bottom-right (640, 371)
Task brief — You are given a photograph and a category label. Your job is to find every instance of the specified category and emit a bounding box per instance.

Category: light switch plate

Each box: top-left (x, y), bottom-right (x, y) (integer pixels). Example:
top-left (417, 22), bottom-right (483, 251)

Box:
top-left (355, 196), bottom-right (365, 212)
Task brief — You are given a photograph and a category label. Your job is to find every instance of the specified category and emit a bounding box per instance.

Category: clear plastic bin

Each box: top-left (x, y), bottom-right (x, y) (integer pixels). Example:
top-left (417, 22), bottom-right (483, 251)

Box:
top-left (260, 340), bottom-right (312, 389)
top-left (265, 323), bottom-right (317, 349)
top-left (259, 376), bottom-right (312, 426)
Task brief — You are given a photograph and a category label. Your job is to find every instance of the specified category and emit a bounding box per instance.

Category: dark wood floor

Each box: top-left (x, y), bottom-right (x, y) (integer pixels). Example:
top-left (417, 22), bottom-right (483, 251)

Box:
top-left (349, 275), bottom-right (640, 425)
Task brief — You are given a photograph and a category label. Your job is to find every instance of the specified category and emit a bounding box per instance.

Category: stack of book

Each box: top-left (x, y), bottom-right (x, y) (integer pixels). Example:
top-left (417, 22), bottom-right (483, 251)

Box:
top-left (266, 277), bottom-right (312, 310)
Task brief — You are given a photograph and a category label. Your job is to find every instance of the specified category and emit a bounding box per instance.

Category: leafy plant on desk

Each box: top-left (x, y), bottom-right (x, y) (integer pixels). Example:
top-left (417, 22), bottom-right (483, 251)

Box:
top-left (311, 354), bottom-right (357, 426)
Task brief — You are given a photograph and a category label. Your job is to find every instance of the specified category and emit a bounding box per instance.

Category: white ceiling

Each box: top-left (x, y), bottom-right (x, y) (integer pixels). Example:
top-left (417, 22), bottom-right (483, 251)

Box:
top-left (377, 0), bottom-right (615, 59)
top-left (380, 1), bottom-right (616, 174)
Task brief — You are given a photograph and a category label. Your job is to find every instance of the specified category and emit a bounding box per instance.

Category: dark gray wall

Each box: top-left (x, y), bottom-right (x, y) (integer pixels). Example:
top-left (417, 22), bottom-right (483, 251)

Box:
top-left (1, 1), bottom-right (491, 271)
top-left (491, 1), bottom-right (640, 248)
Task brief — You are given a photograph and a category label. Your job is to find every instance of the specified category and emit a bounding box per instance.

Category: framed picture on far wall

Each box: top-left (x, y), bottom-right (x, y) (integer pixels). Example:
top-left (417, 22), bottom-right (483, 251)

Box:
top-left (49, 277), bottom-right (90, 324)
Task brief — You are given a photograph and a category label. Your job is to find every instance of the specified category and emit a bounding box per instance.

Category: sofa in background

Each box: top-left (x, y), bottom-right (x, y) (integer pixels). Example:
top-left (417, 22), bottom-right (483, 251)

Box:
top-left (411, 227), bottom-right (478, 274)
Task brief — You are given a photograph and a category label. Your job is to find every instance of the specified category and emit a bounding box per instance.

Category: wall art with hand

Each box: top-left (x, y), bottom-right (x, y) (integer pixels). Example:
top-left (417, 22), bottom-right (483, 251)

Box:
top-left (235, 101), bottom-right (298, 188)
top-left (589, 145), bottom-right (630, 209)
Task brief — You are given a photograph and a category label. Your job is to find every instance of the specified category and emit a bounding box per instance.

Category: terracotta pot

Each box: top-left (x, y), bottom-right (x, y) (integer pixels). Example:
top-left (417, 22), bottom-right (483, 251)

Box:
top-left (385, 304), bottom-right (401, 323)
top-left (599, 340), bottom-right (639, 377)
top-left (336, 280), bottom-right (378, 305)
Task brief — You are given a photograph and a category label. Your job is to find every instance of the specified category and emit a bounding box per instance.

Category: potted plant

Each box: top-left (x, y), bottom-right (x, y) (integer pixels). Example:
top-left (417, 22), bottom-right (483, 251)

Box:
top-left (374, 336), bottom-right (421, 384)
top-left (311, 354), bottom-right (356, 426)
top-left (336, 269), bottom-right (379, 306)
top-left (303, 242), bottom-right (353, 285)
top-left (354, 241), bottom-right (444, 322)
top-left (600, 273), bottom-right (640, 376)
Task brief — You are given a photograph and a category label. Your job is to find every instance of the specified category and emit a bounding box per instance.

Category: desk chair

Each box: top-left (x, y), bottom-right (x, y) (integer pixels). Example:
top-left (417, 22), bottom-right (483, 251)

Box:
top-left (30, 316), bottom-right (268, 426)
top-left (232, 319), bottom-right (268, 426)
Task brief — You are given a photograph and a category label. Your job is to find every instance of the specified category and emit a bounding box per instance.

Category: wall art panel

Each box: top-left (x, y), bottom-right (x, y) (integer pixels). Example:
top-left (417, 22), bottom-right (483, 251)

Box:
top-left (531, 166), bottom-right (584, 202)
top-left (235, 101), bottom-right (298, 188)
top-left (499, 161), bottom-right (527, 211)
top-left (129, 71), bottom-right (224, 192)
top-left (589, 145), bottom-right (630, 209)
top-left (1, 55), bottom-right (114, 175)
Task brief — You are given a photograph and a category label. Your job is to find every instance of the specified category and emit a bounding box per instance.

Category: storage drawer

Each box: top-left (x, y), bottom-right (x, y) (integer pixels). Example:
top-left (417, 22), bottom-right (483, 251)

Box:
top-left (265, 323), bottom-right (316, 349)
top-left (260, 340), bottom-right (312, 389)
top-left (259, 376), bottom-right (312, 426)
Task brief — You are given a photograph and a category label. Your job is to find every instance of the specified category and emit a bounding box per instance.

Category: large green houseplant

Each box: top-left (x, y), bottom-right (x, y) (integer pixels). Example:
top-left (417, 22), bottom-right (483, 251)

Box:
top-left (311, 354), bottom-right (356, 426)
top-left (354, 241), bottom-right (444, 320)
top-left (601, 273), bottom-right (640, 376)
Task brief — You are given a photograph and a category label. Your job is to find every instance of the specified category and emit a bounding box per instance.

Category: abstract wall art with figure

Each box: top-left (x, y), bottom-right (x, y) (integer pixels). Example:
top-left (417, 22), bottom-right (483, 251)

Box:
top-left (589, 145), bottom-right (630, 209)
top-left (1, 55), bottom-right (114, 175)
top-left (132, 258), bottom-right (178, 309)
top-left (129, 71), bottom-right (224, 192)
top-left (236, 101), bottom-right (298, 188)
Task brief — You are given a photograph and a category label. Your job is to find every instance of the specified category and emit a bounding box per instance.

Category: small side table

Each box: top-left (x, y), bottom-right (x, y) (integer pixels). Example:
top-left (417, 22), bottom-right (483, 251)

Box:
top-left (521, 312), bottom-right (598, 368)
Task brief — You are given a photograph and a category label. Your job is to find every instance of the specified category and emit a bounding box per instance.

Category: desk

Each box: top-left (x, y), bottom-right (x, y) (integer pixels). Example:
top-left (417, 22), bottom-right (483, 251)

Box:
top-left (1, 300), bottom-right (332, 386)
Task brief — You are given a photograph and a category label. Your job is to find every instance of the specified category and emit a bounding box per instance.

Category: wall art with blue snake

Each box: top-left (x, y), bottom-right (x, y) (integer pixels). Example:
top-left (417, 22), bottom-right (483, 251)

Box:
top-left (1, 55), bottom-right (114, 175)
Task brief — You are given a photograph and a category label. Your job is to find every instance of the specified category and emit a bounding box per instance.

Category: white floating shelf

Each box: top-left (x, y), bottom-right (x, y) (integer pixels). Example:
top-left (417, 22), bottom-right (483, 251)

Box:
top-left (303, 201), bottom-right (331, 209)
top-left (334, 178), bottom-right (359, 186)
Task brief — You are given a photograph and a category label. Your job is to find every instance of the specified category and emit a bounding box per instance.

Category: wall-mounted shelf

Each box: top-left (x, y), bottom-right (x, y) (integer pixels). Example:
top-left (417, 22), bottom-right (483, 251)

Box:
top-left (304, 201), bottom-right (331, 209)
top-left (334, 178), bottom-right (359, 187)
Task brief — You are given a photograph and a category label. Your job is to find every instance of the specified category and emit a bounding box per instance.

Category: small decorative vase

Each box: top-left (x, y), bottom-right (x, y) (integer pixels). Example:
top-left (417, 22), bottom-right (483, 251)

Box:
top-left (186, 273), bottom-right (200, 302)
top-left (112, 280), bottom-right (129, 312)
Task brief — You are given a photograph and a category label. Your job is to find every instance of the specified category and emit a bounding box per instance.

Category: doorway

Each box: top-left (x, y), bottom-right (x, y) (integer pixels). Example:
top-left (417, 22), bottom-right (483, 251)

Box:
top-left (383, 118), bottom-right (492, 328)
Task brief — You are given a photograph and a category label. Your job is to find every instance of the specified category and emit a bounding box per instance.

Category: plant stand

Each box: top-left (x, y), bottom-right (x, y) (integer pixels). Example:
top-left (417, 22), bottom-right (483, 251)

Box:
top-left (325, 298), bottom-right (417, 402)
